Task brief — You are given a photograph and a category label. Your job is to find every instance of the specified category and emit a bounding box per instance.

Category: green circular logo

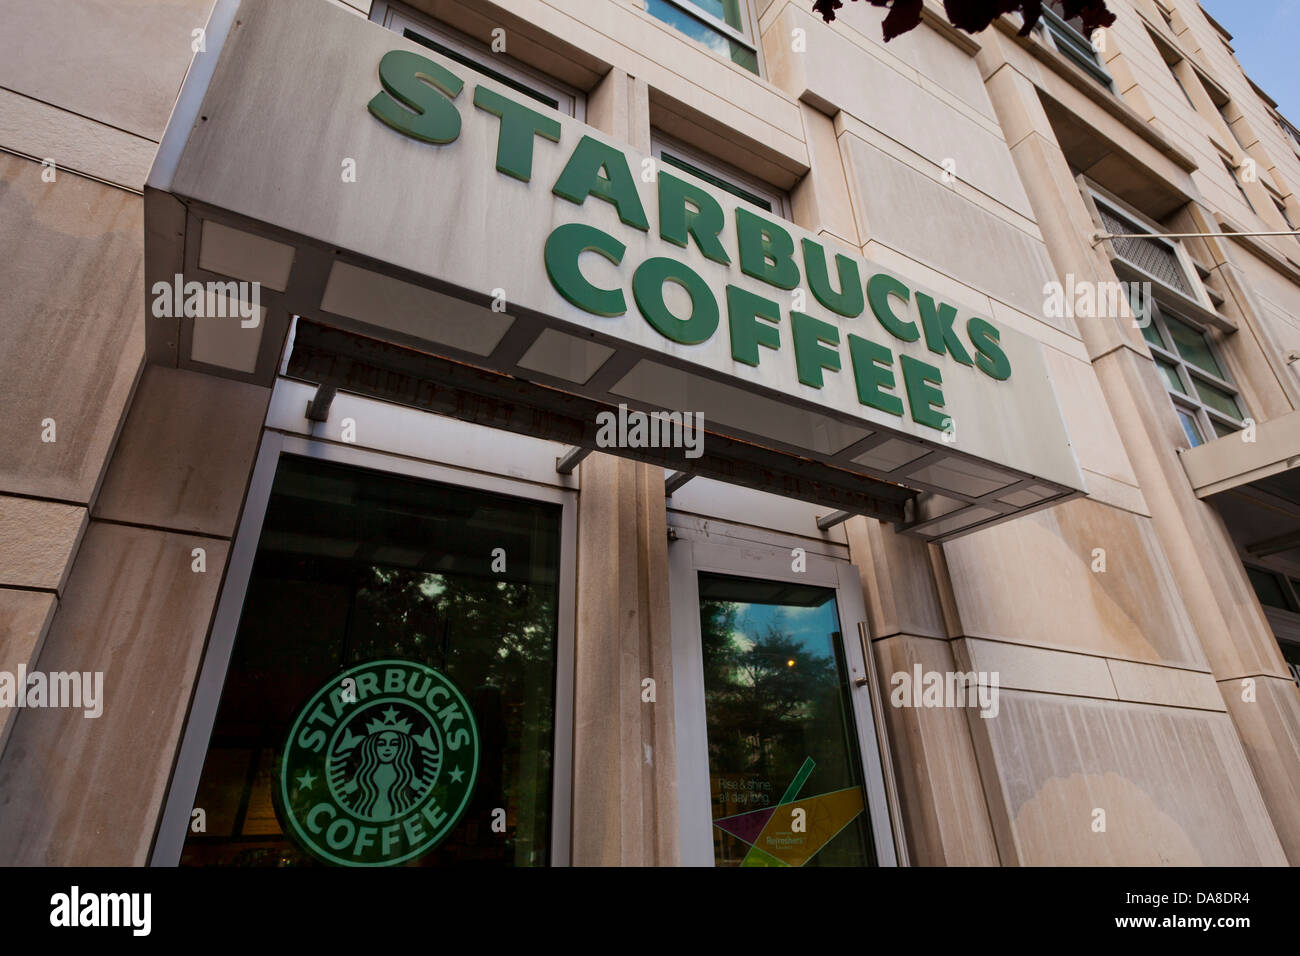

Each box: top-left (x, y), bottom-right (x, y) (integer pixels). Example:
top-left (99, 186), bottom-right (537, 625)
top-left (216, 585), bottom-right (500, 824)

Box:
top-left (276, 659), bottom-right (480, 866)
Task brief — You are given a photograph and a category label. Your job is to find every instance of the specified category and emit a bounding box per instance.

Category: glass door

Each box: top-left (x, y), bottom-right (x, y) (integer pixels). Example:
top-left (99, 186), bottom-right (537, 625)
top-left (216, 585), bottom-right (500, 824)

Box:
top-left (670, 531), bottom-right (898, 866)
top-left (176, 449), bottom-right (565, 867)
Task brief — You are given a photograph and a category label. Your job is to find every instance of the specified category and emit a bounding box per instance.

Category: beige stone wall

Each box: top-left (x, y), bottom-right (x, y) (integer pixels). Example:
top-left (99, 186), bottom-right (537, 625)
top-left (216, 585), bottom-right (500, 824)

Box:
top-left (0, 0), bottom-right (1298, 866)
top-left (0, 0), bottom-right (227, 860)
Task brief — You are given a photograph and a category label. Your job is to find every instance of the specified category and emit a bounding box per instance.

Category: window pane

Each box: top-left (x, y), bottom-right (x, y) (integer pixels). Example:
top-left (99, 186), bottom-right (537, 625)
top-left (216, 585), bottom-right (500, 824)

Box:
top-left (1177, 407), bottom-right (1204, 446)
top-left (181, 455), bottom-right (561, 866)
top-left (400, 29), bottom-right (561, 111)
top-left (646, 0), bottom-right (759, 73)
top-left (697, 573), bottom-right (875, 867)
top-left (1192, 377), bottom-right (1243, 419)
top-left (1155, 356), bottom-right (1186, 395)
top-left (1140, 318), bottom-right (1164, 348)
top-left (1097, 205), bottom-right (1194, 295)
top-left (684, 0), bottom-right (744, 30)
top-left (660, 152), bottom-right (773, 211)
top-left (1212, 419), bottom-right (1239, 438)
top-left (1247, 566), bottom-right (1293, 611)
top-left (1164, 315), bottom-right (1225, 377)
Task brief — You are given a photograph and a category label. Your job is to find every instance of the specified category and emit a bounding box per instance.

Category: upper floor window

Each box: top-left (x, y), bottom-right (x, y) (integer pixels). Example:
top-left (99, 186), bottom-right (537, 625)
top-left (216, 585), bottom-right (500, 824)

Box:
top-left (1276, 114), bottom-right (1300, 159)
top-left (372, 1), bottom-right (585, 118)
top-left (1146, 28), bottom-right (1196, 107)
top-left (1037, 0), bottom-right (1115, 91)
top-left (1274, 196), bottom-right (1297, 231)
top-left (1138, 297), bottom-right (1246, 446)
top-left (1243, 566), bottom-right (1300, 687)
top-left (645, 0), bottom-right (760, 75)
top-left (1094, 200), bottom-right (1198, 298)
top-left (651, 131), bottom-right (791, 219)
top-left (1221, 156), bottom-right (1258, 216)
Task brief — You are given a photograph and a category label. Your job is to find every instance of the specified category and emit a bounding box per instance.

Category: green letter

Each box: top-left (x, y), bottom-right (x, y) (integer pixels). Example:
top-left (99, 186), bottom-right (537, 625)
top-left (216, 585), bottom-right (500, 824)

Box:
top-left (802, 239), bottom-right (863, 318)
top-left (900, 354), bottom-right (947, 430)
top-left (544, 223), bottom-right (626, 316)
top-left (916, 293), bottom-right (973, 366)
top-left (473, 85), bottom-right (560, 182)
top-left (553, 135), bottom-right (649, 231)
top-left (867, 273), bottom-right (919, 343)
top-left (659, 172), bottom-right (730, 265)
top-left (848, 335), bottom-right (904, 416)
top-left (726, 286), bottom-right (781, 366)
top-left (367, 50), bottom-right (463, 144)
top-left (968, 317), bottom-right (1011, 380)
top-left (736, 208), bottom-right (800, 290)
top-left (791, 312), bottom-right (841, 388)
top-left (633, 258), bottom-right (719, 345)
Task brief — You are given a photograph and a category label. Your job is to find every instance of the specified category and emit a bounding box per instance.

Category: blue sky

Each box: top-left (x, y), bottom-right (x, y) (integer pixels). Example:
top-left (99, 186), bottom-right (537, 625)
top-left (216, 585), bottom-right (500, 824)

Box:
top-left (1200, 0), bottom-right (1300, 123)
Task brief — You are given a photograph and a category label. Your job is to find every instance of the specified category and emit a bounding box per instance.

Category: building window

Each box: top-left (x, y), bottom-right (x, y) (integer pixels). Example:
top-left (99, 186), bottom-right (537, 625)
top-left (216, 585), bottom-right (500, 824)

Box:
top-left (1245, 565), bottom-right (1298, 612)
top-left (372, 1), bottom-right (584, 117)
top-left (1037, 1), bottom-right (1115, 91)
top-left (1146, 29), bottom-right (1196, 107)
top-left (1244, 566), bottom-right (1300, 687)
top-left (1222, 157), bottom-right (1258, 215)
top-left (645, 0), bottom-right (760, 75)
top-left (1276, 114), bottom-right (1300, 159)
top-left (1137, 298), bottom-right (1247, 446)
top-left (651, 131), bottom-right (791, 218)
top-left (1095, 201), bottom-right (1197, 297)
top-left (1216, 103), bottom-right (1247, 150)
top-left (1272, 196), bottom-right (1296, 231)
top-left (179, 453), bottom-right (564, 866)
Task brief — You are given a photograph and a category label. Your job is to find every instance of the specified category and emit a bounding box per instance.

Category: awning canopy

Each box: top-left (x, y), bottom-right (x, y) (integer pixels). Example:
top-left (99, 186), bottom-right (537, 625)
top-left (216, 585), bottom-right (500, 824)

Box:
top-left (142, 0), bottom-right (1086, 541)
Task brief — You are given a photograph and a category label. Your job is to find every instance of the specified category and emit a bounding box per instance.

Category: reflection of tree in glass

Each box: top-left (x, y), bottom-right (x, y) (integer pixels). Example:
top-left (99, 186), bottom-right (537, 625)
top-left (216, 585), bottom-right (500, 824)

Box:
top-left (350, 566), bottom-right (557, 865)
top-left (700, 597), bottom-right (873, 866)
top-left (700, 601), bottom-right (838, 787)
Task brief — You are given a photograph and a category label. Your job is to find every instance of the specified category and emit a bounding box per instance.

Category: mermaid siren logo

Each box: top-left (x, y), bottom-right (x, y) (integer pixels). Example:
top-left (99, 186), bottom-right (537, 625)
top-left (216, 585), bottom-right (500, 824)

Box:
top-left (276, 659), bottom-right (480, 866)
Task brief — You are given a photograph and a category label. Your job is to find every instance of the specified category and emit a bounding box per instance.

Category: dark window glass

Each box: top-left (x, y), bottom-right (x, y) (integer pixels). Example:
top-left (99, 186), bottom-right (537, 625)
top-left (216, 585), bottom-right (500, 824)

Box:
top-left (1246, 566), bottom-right (1294, 612)
top-left (401, 29), bottom-right (561, 111)
top-left (660, 151), bottom-right (773, 212)
top-left (181, 455), bottom-right (561, 866)
top-left (697, 573), bottom-right (875, 867)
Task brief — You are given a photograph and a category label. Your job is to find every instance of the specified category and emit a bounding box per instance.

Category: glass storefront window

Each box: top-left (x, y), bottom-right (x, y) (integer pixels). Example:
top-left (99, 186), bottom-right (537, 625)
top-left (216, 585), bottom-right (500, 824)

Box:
top-left (697, 573), bottom-right (875, 867)
top-left (181, 454), bottom-right (561, 866)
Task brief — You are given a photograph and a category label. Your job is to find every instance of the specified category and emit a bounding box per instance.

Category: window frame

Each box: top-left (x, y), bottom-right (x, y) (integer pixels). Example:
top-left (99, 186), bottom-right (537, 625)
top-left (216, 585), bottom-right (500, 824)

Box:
top-left (644, 0), bottom-right (764, 77)
top-left (150, 392), bottom-right (579, 867)
top-left (1036, 3), bottom-right (1116, 91)
top-left (371, 0), bottom-right (586, 119)
top-left (1141, 297), bottom-right (1247, 446)
top-left (651, 129), bottom-right (792, 220)
top-left (1082, 183), bottom-right (1218, 314)
top-left (1220, 154), bottom-right (1259, 216)
top-left (1242, 563), bottom-right (1300, 687)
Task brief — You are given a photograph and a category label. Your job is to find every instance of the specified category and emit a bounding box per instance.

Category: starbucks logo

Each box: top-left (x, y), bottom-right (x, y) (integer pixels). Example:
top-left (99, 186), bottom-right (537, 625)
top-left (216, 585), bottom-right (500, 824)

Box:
top-left (277, 659), bottom-right (480, 866)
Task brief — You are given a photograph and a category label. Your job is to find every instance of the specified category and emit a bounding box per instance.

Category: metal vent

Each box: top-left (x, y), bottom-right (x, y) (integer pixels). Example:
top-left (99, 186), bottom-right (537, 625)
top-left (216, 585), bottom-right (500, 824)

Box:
top-left (1098, 205), bottom-right (1194, 296)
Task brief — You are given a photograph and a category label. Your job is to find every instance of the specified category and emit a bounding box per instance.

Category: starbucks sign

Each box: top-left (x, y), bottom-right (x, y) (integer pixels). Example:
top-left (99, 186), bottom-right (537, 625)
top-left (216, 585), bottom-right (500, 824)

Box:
top-left (276, 659), bottom-right (480, 867)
